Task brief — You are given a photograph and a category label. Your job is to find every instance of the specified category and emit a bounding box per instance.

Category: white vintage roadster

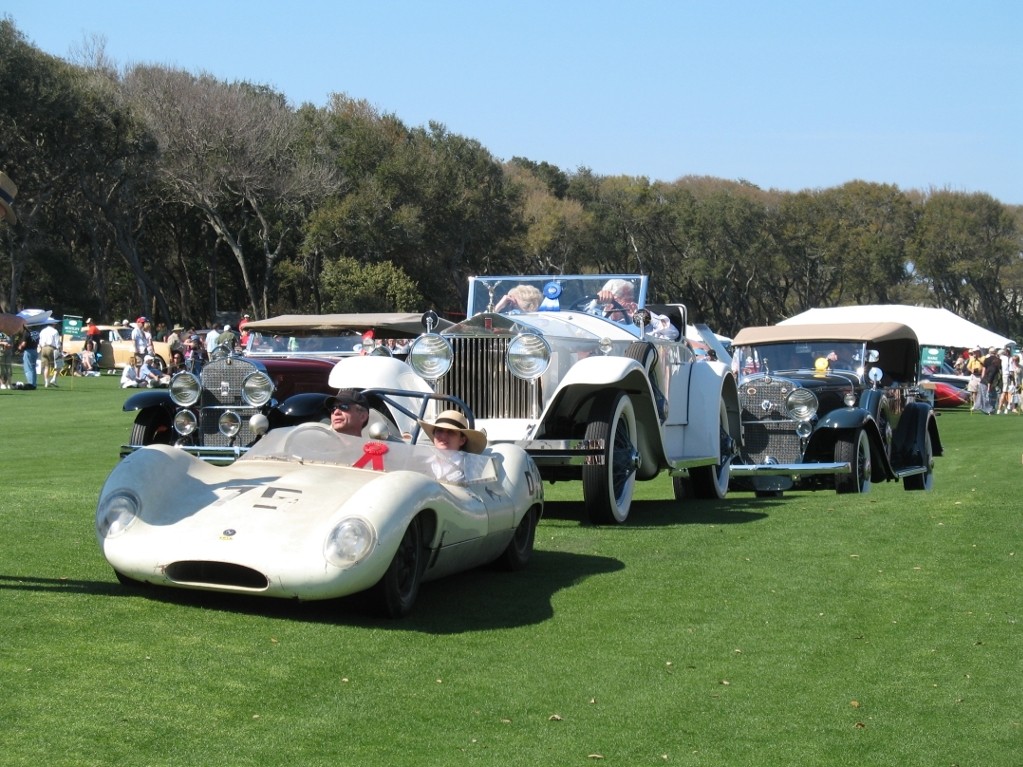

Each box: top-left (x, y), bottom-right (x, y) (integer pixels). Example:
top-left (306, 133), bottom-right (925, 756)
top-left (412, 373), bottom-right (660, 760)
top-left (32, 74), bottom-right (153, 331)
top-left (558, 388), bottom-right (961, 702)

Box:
top-left (96, 390), bottom-right (543, 617)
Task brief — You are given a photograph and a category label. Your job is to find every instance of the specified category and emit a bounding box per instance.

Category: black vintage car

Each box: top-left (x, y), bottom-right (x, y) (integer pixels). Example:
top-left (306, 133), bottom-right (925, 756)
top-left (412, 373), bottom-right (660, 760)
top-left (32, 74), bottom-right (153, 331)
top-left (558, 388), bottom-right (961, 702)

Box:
top-left (727, 321), bottom-right (942, 495)
top-left (119, 313), bottom-right (447, 463)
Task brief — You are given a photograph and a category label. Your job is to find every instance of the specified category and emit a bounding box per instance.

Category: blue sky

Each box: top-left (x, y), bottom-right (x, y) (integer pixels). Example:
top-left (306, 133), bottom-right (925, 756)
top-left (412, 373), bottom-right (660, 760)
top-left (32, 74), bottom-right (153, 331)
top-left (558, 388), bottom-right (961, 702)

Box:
top-left (5, 1), bottom-right (1021, 204)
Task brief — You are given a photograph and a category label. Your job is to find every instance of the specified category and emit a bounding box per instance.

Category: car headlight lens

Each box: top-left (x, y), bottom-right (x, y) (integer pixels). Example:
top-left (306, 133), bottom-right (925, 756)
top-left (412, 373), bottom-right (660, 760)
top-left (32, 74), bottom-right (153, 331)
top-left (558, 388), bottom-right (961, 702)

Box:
top-left (170, 373), bottom-right (202, 406)
top-left (408, 334), bottom-right (453, 380)
top-left (324, 517), bottom-right (376, 567)
top-left (219, 410), bottom-right (242, 437)
top-left (242, 371), bottom-right (274, 407)
top-left (844, 391), bottom-right (857, 407)
top-left (785, 388), bottom-right (818, 421)
top-left (506, 333), bottom-right (550, 380)
top-left (96, 490), bottom-right (140, 538)
top-left (174, 409), bottom-right (197, 436)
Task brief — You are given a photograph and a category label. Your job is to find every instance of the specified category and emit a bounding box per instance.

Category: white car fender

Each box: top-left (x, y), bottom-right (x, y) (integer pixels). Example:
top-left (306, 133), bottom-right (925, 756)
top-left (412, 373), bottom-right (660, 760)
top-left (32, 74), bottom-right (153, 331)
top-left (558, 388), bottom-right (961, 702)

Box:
top-left (328, 355), bottom-right (434, 393)
top-left (662, 360), bottom-right (739, 462)
top-left (547, 354), bottom-right (655, 409)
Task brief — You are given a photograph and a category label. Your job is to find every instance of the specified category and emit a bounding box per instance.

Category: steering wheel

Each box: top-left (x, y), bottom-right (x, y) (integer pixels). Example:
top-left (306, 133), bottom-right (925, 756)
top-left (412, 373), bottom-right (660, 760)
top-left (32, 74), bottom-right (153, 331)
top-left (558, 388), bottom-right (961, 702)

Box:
top-left (569, 294), bottom-right (632, 321)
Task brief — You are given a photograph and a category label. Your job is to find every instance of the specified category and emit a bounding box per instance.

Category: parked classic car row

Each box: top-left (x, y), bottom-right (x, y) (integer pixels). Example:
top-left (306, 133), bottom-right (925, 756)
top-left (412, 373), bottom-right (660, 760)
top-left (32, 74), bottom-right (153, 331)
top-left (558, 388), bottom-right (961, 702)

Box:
top-left (105, 275), bottom-right (942, 616)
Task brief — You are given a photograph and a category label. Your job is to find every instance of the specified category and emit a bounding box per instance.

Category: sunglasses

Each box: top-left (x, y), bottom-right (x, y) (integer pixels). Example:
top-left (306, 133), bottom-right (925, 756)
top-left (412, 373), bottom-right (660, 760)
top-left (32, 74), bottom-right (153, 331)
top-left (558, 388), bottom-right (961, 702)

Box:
top-left (330, 401), bottom-right (362, 413)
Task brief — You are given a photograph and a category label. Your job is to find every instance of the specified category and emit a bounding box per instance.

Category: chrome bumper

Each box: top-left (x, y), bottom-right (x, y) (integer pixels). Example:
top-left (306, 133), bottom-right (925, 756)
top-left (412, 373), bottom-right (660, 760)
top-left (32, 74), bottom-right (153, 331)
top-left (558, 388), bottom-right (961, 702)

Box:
top-left (120, 443), bottom-right (248, 465)
top-left (488, 438), bottom-right (607, 466)
top-left (729, 461), bottom-right (851, 477)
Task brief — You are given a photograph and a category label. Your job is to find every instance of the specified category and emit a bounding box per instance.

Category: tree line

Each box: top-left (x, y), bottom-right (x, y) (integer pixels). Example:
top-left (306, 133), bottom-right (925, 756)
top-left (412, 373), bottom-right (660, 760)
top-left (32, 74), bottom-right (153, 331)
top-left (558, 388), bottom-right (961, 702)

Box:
top-left (2, 19), bottom-right (1021, 340)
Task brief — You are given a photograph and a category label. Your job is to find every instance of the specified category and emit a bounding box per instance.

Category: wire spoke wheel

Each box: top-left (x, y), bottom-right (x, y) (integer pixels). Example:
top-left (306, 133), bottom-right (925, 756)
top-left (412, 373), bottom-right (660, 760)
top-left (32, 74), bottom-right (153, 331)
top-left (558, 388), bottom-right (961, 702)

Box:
top-left (583, 391), bottom-right (639, 524)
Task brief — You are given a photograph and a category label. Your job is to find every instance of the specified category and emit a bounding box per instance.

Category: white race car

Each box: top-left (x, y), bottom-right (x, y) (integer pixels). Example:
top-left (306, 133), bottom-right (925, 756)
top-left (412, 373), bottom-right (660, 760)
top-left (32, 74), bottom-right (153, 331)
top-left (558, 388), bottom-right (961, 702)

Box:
top-left (96, 390), bottom-right (543, 617)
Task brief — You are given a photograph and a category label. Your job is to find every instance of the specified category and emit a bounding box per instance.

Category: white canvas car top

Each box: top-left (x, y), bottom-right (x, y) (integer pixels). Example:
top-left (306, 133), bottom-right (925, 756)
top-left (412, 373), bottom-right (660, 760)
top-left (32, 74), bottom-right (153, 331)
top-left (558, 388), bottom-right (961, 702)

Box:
top-left (780, 305), bottom-right (1013, 349)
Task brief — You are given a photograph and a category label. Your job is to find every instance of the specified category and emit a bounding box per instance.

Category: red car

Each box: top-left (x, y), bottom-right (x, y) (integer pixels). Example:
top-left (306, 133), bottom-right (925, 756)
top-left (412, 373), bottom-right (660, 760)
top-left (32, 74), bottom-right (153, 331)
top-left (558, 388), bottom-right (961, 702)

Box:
top-left (924, 379), bottom-right (971, 409)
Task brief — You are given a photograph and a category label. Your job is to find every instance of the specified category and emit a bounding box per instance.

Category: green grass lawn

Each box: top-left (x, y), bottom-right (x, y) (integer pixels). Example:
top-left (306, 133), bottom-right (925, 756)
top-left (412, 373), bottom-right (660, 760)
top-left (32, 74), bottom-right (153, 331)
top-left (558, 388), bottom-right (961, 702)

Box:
top-left (1, 377), bottom-right (1020, 766)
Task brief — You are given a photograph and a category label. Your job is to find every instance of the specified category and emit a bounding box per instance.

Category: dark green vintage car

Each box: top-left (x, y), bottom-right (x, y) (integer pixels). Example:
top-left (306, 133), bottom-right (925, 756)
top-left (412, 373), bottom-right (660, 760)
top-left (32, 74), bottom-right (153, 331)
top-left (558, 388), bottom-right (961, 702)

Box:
top-left (728, 321), bottom-right (942, 496)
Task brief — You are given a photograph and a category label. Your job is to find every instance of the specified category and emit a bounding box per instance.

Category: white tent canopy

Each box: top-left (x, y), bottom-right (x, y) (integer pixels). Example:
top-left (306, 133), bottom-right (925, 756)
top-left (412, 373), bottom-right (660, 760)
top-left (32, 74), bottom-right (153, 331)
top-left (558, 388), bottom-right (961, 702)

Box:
top-left (779, 305), bottom-right (1015, 350)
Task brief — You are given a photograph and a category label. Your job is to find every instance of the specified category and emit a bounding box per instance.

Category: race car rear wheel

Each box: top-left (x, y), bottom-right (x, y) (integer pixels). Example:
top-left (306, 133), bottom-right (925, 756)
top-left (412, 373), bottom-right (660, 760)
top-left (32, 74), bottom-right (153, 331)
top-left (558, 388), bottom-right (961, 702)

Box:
top-left (689, 398), bottom-right (732, 499)
top-left (498, 506), bottom-right (538, 570)
top-left (374, 515), bottom-right (424, 618)
top-left (834, 428), bottom-right (871, 494)
top-left (583, 391), bottom-right (639, 525)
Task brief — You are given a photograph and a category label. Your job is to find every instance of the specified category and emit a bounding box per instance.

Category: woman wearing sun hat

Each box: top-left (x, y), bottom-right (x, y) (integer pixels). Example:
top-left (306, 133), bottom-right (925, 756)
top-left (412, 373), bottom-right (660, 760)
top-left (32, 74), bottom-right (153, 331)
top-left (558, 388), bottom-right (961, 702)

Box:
top-left (418, 410), bottom-right (487, 454)
top-left (417, 410), bottom-right (488, 482)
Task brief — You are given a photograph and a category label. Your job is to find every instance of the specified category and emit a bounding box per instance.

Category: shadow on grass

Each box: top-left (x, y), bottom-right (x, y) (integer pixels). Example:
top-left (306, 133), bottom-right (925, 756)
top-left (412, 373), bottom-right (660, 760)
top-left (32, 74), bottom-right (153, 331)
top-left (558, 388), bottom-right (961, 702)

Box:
top-left (542, 495), bottom-right (773, 527)
top-left (0, 573), bottom-right (124, 595)
top-left (0, 549), bottom-right (623, 633)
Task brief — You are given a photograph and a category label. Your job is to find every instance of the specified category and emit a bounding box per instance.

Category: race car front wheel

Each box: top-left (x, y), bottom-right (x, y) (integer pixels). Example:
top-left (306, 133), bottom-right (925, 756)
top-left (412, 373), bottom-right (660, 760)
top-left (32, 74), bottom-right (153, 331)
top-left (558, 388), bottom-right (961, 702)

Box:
top-left (374, 515), bottom-right (424, 618)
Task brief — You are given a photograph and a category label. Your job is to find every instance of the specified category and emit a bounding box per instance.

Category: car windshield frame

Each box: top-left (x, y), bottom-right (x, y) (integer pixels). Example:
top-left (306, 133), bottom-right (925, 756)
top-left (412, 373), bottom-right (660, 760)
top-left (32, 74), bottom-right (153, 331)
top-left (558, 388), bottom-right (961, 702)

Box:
top-left (733, 340), bottom-right (868, 378)
top-left (244, 331), bottom-right (363, 357)
top-left (467, 275), bottom-right (650, 317)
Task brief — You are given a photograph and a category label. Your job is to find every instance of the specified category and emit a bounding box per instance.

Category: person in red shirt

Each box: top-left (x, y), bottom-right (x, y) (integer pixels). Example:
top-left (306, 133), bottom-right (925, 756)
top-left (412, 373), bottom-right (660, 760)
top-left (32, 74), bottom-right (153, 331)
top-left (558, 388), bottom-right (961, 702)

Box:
top-left (85, 317), bottom-right (102, 350)
top-left (238, 313), bottom-right (251, 347)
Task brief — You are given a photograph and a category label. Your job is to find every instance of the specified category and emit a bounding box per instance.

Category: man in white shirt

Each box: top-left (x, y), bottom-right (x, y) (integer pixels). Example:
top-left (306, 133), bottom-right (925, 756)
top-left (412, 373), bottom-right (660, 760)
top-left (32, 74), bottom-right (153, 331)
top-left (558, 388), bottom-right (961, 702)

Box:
top-left (38, 320), bottom-right (61, 387)
top-left (139, 355), bottom-right (170, 387)
top-left (205, 326), bottom-right (221, 354)
top-left (131, 317), bottom-right (150, 357)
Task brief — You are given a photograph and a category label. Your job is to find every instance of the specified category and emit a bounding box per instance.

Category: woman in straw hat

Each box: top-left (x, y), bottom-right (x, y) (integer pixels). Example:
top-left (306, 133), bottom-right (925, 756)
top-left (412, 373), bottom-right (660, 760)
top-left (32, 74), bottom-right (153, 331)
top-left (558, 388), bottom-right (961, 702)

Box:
top-left (418, 410), bottom-right (487, 454)
top-left (418, 410), bottom-right (488, 482)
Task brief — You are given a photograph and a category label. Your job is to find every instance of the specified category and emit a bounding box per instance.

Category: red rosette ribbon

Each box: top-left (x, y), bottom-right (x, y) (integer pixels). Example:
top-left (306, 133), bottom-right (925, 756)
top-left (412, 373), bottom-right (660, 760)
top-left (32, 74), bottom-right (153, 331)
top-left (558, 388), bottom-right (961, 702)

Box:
top-left (352, 441), bottom-right (389, 470)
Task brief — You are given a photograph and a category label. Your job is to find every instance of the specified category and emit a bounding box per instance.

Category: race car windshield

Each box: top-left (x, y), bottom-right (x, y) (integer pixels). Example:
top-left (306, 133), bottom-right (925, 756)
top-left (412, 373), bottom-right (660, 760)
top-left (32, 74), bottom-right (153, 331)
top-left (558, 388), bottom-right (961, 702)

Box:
top-left (243, 423), bottom-right (496, 486)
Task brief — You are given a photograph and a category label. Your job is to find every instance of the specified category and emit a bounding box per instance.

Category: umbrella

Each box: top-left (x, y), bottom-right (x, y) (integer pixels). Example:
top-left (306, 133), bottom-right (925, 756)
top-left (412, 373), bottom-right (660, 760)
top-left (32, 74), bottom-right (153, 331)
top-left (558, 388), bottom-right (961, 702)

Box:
top-left (0, 313), bottom-right (26, 336)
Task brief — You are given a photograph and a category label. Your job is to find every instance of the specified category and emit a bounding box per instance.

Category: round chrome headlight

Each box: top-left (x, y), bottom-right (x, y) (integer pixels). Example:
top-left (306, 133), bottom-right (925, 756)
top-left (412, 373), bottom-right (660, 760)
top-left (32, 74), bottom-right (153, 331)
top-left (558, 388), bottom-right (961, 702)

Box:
top-left (174, 409), bottom-right (197, 436)
top-left (844, 391), bottom-right (857, 407)
top-left (96, 490), bottom-right (140, 538)
top-left (785, 388), bottom-right (818, 421)
top-left (507, 333), bottom-right (551, 380)
top-left (170, 373), bottom-right (202, 406)
top-left (218, 410), bottom-right (242, 437)
top-left (598, 337), bottom-right (613, 355)
top-left (408, 334), bottom-right (453, 380)
top-left (324, 517), bottom-right (376, 567)
top-left (242, 371), bottom-right (274, 407)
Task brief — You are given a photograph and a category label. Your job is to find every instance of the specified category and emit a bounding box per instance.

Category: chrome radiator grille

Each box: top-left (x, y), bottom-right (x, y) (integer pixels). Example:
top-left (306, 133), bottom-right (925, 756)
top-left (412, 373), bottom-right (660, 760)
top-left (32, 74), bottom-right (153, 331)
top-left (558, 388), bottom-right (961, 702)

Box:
top-left (199, 358), bottom-right (261, 447)
top-left (434, 336), bottom-right (540, 419)
top-left (738, 380), bottom-right (803, 464)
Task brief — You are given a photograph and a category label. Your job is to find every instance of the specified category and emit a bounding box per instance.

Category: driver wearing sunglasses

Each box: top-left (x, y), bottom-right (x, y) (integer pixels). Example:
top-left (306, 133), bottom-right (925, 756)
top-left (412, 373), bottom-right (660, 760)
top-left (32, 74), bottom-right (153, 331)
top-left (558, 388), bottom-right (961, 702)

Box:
top-left (327, 389), bottom-right (370, 436)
